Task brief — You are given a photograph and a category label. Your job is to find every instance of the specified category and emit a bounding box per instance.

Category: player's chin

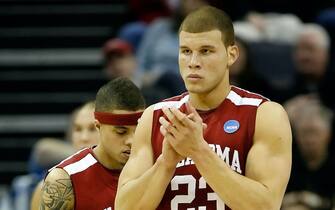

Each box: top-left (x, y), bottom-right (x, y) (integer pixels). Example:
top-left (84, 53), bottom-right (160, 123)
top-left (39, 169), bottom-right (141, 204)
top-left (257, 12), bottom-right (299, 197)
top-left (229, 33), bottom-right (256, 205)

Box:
top-left (186, 85), bottom-right (208, 94)
top-left (120, 152), bottom-right (130, 161)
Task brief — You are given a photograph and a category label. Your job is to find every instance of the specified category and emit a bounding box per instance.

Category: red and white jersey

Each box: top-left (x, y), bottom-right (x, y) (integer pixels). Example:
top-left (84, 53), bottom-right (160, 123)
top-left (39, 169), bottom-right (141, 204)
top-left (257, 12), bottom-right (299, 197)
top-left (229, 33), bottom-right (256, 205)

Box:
top-left (151, 86), bottom-right (269, 210)
top-left (52, 147), bottom-right (119, 210)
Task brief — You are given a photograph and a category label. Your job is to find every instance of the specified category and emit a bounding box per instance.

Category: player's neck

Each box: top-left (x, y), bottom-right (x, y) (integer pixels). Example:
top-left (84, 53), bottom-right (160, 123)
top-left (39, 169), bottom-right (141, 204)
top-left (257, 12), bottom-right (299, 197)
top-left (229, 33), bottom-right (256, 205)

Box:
top-left (189, 79), bottom-right (231, 111)
top-left (93, 145), bottom-right (123, 170)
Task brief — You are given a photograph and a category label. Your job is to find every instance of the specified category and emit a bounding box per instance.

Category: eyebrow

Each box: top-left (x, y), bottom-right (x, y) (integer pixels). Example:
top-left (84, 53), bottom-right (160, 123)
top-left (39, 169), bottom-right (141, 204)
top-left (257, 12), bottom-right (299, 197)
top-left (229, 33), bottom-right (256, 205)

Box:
top-left (179, 45), bottom-right (216, 49)
top-left (199, 45), bottom-right (216, 49)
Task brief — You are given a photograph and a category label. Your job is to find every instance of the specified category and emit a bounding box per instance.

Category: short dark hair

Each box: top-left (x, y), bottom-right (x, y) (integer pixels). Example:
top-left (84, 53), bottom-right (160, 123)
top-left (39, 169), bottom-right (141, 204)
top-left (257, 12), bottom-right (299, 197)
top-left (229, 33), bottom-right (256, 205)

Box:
top-left (179, 6), bottom-right (235, 46)
top-left (95, 77), bottom-right (146, 112)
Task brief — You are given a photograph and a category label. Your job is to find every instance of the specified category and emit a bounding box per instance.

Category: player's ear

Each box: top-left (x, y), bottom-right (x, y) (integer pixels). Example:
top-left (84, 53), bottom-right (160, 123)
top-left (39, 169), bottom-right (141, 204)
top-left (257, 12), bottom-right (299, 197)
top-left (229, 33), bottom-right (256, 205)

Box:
top-left (94, 119), bottom-right (101, 130)
top-left (227, 44), bottom-right (239, 67)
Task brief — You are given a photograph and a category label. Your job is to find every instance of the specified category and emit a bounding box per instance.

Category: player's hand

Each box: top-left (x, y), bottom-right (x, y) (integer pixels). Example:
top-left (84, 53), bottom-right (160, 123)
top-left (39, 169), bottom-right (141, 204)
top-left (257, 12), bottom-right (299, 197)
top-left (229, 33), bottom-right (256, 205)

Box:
top-left (159, 134), bottom-right (184, 170)
top-left (160, 102), bottom-right (208, 158)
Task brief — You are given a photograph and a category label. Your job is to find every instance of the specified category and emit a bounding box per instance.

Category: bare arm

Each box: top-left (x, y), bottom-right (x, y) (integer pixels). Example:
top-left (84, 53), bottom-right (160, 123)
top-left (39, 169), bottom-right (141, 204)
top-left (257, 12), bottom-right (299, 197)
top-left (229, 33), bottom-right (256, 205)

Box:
top-left (191, 101), bottom-right (292, 210)
top-left (40, 168), bottom-right (74, 210)
top-left (30, 180), bottom-right (43, 210)
top-left (161, 101), bottom-right (292, 210)
top-left (115, 105), bottom-right (183, 210)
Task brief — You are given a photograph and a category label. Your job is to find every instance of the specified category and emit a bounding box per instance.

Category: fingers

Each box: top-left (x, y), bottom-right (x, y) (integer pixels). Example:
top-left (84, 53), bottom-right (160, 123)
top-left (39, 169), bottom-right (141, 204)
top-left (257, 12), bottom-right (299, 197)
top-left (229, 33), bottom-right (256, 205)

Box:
top-left (186, 102), bottom-right (202, 122)
top-left (162, 107), bottom-right (186, 127)
top-left (160, 124), bottom-right (167, 136)
top-left (169, 108), bottom-right (192, 126)
top-left (161, 104), bottom-right (206, 138)
top-left (162, 105), bottom-right (204, 130)
top-left (159, 116), bottom-right (178, 137)
top-left (189, 113), bottom-right (207, 130)
top-left (160, 125), bottom-right (176, 140)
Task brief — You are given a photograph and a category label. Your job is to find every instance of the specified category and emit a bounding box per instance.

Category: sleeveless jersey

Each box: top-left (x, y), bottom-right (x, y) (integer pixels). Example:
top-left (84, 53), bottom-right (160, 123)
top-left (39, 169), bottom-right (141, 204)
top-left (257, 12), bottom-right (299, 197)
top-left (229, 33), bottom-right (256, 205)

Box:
top-left (52, 147), bottom-right (119, 210)
top-left (151, 86), bottom-right (269, 210)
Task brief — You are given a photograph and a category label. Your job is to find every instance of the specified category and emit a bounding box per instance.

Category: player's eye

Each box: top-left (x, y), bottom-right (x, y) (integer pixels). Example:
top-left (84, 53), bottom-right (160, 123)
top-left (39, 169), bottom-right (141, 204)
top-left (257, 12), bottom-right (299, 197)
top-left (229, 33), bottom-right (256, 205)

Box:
top-left (182, 49), bottom-right (192, 55)
top-left (200, 49), bottom-right (211, 55)
top-left (89, 125), bottom-right (96, 132)
top-left (115, 129), bottom-right (127, 135)
top-left (74, 126), bottom-right (82, 132)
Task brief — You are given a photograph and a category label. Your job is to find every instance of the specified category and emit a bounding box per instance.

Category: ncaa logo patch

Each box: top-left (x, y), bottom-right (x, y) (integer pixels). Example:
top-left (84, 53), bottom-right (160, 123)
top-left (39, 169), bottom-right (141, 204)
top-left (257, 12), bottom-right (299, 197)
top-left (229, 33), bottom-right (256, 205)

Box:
top-left (223, 120), bottom-right (240, 134)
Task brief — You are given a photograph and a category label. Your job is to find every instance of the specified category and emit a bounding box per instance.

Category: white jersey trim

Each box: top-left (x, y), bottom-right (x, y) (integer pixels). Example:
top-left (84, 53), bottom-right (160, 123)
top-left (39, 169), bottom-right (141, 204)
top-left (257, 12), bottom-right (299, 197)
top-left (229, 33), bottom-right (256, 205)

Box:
top-left (48, 148), bottom-right (88, 173)
top-left (232, 85), bottom-right (270, 101)
top-left (63, 153), bottom-right (97, 175)
top-left (154, 94), bottom-right (189, 110)
top-left (153, 88), bottom-right (263, 110)
top-left (227, 90), bottom-right (263, 106)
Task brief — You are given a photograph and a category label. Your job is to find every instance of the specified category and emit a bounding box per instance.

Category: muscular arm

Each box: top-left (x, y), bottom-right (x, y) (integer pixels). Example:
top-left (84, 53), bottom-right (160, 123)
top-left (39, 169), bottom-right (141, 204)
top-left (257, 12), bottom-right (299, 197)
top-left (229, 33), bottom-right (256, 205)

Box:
top-left (30, 180), bottom-right (43, 210)
top-left (40, 168), bottom-right (74, 210)
top-left (115, 105), bottom-right (182, 210)
top-left (191, 101), bottom-right (292, 210)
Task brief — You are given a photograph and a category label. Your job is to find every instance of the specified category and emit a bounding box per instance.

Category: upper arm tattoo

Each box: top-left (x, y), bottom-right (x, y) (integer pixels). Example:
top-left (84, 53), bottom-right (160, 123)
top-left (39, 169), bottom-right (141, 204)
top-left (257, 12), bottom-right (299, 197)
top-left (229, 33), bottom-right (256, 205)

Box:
top-left (40, 178), bottom-right (74, 210)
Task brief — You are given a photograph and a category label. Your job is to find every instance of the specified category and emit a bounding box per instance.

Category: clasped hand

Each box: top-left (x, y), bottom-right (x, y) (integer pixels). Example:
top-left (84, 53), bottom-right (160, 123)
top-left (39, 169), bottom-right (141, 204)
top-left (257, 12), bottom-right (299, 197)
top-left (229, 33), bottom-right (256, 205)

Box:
top-left (159, 102), bottom-right (207, 160)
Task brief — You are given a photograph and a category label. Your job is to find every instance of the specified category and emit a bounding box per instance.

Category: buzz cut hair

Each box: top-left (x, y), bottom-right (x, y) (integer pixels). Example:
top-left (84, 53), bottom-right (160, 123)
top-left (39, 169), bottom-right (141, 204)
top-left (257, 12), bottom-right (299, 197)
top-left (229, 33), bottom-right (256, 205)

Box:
top-left (95, 77), bottom-right (146, 112)
top-left (179, 6), bottom-right (235, 47)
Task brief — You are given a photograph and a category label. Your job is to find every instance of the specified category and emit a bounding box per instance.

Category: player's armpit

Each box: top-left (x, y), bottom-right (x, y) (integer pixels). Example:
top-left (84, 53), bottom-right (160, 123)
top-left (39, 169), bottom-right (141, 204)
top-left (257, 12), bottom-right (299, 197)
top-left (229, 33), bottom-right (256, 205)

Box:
top-left (40, 168), bottom-right (74, 210)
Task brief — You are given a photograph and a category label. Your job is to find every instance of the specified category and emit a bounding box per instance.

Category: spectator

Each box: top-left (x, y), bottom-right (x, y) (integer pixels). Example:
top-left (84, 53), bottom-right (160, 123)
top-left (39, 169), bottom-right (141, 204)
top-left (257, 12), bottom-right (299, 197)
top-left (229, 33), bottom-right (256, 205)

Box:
top-left (136, 0), bottom-right (209, 77)
top-left (229, 36), bottom-right (274, 98)
top-left (117, 0), bottom-right (171, 51)
top-left (102, 38), bottom-right (142, 87)
top-left (101, 38), bottom-right (185, 105)
top-left (283, 95), bottom-right (335, 210)
top-left (291, 24), bottom-right (331, 97)
top-left (234, 12), bottom-right (303, 44)
top-left (67, 101), bottom-right (99, 150)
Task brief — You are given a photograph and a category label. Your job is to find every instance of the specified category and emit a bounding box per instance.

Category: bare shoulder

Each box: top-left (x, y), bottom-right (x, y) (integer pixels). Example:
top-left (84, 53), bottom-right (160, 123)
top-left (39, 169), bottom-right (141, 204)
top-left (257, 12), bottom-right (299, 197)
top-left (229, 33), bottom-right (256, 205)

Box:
top-left (139, 104), bottom-right (155, 124)
top-left (134, 104), bottom-right (155, 143)
top-left (256, 101), bottom-right (290, 129)
top-left (255, 101), bottom-right (292, 145)
top-left (40, 168), bottom-right (74, 210)
top-left (257, 101), bottom-right (288, 119)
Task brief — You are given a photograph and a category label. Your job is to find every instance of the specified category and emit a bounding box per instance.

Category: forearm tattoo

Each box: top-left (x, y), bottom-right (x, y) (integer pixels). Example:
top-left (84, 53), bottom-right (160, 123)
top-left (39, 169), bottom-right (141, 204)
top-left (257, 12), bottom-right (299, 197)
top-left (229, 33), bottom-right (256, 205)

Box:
top-left (40, 178), bottom-right (73, 210)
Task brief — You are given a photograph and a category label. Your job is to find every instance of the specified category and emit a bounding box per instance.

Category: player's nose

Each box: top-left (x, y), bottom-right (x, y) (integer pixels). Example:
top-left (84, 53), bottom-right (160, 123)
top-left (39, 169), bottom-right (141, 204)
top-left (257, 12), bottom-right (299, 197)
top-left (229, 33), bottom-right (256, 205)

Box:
top-left (124, 136), bottom-right (133, 147)
top-left (188, 53), bottom-right (201, 69)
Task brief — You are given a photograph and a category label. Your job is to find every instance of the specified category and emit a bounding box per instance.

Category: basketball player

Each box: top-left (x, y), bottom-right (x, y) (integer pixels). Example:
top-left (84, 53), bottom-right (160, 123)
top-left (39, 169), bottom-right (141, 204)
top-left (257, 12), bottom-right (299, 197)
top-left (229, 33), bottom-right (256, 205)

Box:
top-left (39, 77), bottom-right (145, 210)
top-left (115, 6), bottom-right (292, 210)
top-left (30, 101), bottom-right (98, 210)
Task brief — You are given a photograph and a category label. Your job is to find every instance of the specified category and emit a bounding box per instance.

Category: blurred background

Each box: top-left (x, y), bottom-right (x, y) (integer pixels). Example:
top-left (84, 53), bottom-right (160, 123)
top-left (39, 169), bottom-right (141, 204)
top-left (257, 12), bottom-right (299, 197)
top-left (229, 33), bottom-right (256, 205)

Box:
top-left (0, 0), bottom-right (335, 209)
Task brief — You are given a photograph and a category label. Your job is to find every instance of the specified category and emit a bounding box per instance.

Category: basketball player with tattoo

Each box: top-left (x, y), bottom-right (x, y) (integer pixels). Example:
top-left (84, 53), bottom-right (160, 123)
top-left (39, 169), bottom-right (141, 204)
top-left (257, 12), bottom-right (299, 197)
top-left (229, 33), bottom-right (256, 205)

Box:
top-left (40, 77), bottom-right (145, 210)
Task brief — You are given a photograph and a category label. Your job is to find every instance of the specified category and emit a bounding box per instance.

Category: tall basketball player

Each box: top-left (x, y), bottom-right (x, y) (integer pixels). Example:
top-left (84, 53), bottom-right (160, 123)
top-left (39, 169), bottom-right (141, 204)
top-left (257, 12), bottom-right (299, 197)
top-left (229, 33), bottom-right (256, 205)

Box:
top-left (115, 6), bottom-right (292, 210)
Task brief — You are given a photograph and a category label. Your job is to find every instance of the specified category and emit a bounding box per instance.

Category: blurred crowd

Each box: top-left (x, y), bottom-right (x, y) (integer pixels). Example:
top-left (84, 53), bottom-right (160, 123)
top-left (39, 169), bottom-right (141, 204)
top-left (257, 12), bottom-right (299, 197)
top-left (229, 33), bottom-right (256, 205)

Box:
top-left (1, 0), bottom-right (335, 209)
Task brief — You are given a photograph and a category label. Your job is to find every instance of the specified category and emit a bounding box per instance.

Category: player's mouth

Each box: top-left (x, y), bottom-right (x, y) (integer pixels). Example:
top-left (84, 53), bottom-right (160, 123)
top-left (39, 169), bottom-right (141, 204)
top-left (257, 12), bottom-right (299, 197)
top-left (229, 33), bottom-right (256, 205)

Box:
top-left (187, 74), bottom-right (202, 81)
top-left (122, 149), bottom-right (131, 157)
